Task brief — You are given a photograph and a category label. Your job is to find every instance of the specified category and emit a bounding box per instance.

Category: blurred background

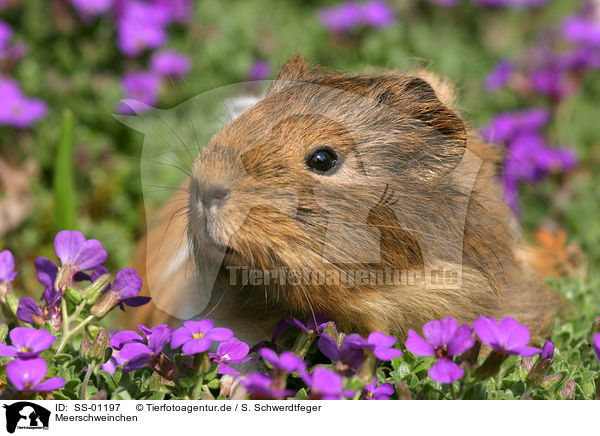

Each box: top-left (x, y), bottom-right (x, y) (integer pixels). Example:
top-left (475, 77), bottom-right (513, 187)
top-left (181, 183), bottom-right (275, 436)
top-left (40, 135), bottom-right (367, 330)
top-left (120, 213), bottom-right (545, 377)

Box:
top-left (0, 0), bottom-right (598, 297)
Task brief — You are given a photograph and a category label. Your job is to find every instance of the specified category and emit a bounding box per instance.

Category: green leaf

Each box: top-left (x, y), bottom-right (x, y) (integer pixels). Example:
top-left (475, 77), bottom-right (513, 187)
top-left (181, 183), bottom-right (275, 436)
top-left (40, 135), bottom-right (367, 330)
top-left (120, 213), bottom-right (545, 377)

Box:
top-left (99, 370), bottom-right (117, 391)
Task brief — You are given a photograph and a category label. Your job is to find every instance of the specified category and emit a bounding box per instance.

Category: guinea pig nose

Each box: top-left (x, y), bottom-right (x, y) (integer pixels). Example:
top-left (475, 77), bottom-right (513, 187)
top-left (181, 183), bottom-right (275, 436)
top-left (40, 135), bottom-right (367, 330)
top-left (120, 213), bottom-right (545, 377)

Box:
top-left (198, 185), bottom-right (231, 207)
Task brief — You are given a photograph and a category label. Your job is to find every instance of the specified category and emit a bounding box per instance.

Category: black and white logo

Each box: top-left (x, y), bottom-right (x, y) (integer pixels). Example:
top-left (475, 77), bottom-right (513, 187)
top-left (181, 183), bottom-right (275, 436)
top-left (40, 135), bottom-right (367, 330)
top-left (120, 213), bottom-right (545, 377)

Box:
top-left (2, 402), bottom-right (51, 433)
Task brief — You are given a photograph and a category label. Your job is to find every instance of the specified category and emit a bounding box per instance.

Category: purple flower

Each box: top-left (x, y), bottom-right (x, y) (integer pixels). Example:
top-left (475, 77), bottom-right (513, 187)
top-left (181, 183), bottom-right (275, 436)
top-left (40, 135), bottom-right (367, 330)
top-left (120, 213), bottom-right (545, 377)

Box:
top-left (150, 50), bottom-right (191, 78)
top-left (70, 0), bottom-right (113, 19)
top-left (16, 297), bottom-right (45, 326)
top-left (90, 268), bottom-right (150, 317)
top-left (209, 338), bottom-right (253, 375)
top-left (529, 67), bottom-right (573, 100)
top-left (405, 317), bottom-right (474, 383)
top-left (6, 357), bottom-right (65, 392)
top-left (16, 258), bottom-right (63, 328)
top-left (105, 324), bottom-right (172, 373)
top-left (0, 19), bottom-right (11, 51)
top-left (241, 373), bottom-right (294, 399)
top-left (593, 333), bottom-right (600, 363)
top-left (171, 319), bottom-right (233, 355)
top-left (152, 0), bottom-right (191, 24)
top-left (0, 78), bottom-right (47, 128)
top-left (248, 60), bottom-right (271, 81)
top-left (53, 230), bottom-right (107, 287)
top-left (118, 71), bottom-right (161, 114)
top-left (0, 327), bottom-right (55, 359)
top-left (365, 332), bottom-right (403, 360)
top-left (0, 250), bottom-right (19, 301)
top-left (277, 314), bottom-right (331, 339)
top-left (540, 340), bottom-right (554, 360)
top-left (473, 0), bottom-right (548, 6)
top-left (302, 367), bottom-right (354, 400)
top-left (563, 16), bottom-right (600, 48)
top-left (362, 375), bottom-right (394, 400)
top-left (318, 333), bottom-right (367, 369)
top-left (117, 1), bottom-right (169, 56)
top-left (474, 316), bottom-right (542, 356)
top-left (504, 133), bottom-right (577, 183)
top-left (362, 1), bottom-right (395, 28)
top-left (319, 2), bottom-right (363, 33)
top-left (259, 348), bottom-right (306, 373)
top-left (485, 60), bottom-right (513, 92)
top-left (480, 108), bottom-right (550, 144)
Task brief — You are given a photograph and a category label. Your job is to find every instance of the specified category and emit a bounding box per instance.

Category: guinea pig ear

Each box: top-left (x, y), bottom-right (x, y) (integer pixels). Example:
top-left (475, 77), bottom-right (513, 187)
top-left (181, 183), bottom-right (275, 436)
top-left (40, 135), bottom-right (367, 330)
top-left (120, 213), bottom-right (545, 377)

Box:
top-left (391, 76), bottom-right (467, 147)
top-left (269, 53), bottom-right (309, 93)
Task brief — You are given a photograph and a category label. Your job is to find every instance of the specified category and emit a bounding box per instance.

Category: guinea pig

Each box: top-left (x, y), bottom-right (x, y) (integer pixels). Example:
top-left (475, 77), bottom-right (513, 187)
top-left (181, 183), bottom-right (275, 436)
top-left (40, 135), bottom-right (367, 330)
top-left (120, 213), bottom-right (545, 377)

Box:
top-left (126, 54), bottom-right (562, 345)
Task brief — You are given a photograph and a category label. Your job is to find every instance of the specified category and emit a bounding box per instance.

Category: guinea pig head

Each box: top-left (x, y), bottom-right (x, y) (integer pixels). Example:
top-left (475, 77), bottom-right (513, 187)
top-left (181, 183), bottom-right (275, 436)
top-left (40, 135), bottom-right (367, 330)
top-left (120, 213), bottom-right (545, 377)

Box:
top-left (189, 54), bottom-right (470, 314)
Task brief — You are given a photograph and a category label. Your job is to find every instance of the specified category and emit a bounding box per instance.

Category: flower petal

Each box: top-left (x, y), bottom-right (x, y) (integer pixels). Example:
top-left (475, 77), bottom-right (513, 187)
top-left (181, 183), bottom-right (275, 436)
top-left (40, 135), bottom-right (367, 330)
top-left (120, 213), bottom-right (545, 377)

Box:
top-left (317, 333), bottom-right (341, 362)
top-left (405, 329), bottom-right (435, 356)
top-left (473, 316), bottom-right (502, 348)
top-left (367, 331), bottom-right (396, 348)
top-left (112, 268), bottom-right (143, 299)
top-left (428, 358), bottom-right (464, 384)
top-left (110, 330), bottom-right (143, 349)
top-left (217, 338), bottom-right (249, 360)
top-left (0, 250), bottom-right (15, 282)
top-left (183, 319), bottom-right (213, 335)
top-left (373, 347), bottom-right (403, 361)
top-left (205, 327), bottom-right (234, 342)
top-left (216, 362), bottom-right (240, 375)
top-left (54, 230), bottom-right (86, 266)
top-left (422, 317), bottom-right (458, 348)
top-left (34, 257), bottom-right (58, 289)
top-left (34, 377), bottom-right (66, 391)
top-left (7, 357), bottom-right (47, 390)
top-left (74, 238), bottom-right (108, 271)
top-left (310, 367), bottom-right (342, 395)
top-left (182, 337), bottom-right (211, 354)
top-left (0, 343), bottom-right (17, 357)
top-left (509, 346), bottom-right (542, 356)
top-left (16, 297), bottom-right (43, 324)
top-left (447, 324), bottom-right (474, 356)
top-left (170, 326), bottom-right (192, 349)
top-left (499, 317), bottom-right (530, 350)
top-left (10, 327), bottom-right (55, 354)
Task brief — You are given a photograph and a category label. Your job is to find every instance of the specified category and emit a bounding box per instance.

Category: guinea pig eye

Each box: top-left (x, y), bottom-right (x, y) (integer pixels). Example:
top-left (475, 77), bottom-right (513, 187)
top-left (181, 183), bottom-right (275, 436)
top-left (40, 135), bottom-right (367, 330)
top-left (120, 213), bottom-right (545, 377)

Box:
top-left (306, 147), bottom-right (339, 175)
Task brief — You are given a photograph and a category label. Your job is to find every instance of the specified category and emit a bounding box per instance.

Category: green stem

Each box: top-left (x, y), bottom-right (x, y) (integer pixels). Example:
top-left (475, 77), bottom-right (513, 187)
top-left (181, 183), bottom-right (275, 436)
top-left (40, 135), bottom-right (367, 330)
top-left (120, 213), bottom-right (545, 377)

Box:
top-left (60, 297), bottom-right (69, 343)
top-left (192, 376), bottom-right (205, 400)
top-left (56, 315), bottom-right (95, 354)
top-left (80, 360), bottom-right (96, 400)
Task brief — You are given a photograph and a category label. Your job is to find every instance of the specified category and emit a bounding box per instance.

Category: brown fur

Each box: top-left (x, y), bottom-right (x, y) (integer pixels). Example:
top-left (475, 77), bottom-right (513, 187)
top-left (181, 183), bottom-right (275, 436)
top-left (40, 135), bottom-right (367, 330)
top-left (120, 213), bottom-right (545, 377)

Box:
top-left (125, 54), bottom-right (562, 342)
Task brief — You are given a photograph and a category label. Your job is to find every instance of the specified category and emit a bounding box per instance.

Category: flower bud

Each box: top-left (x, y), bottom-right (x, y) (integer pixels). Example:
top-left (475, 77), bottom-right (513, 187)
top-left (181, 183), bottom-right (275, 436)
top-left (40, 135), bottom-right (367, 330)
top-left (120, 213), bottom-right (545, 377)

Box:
top-left (90, 290), bottom-right (120, 319)
top-left (220, 375), bottom-right (236, 397)
top-left (540, 340), bottom-right (554, 361)
top-left (0, 323), bottom-right (8, 342)
top-left (55, 266), bottom-right (73, 291)
top-left (80, 339), bottom-right (92, 362)
top-left (396, 381), bottom-right (411, 400)
top-left (64, 286), bottom-right (83, 305)
top-left (322, 321), bottom-right (341, 345)
top-left (83, 274), bottom-right (111, 305)
top-left (356, 351), bottom-right (377, 385)
top-left (526, 341), bottom-right (554, 386)
top-left (4, 293), bottom-right (19, 318)
top-left (90, 328), bottom-right (111, 362)
top-left (588, 317), bottom-right (600, 345)
top-left (558, 379), bottom-right (574, 399)
top-left (526, 358), bottom-right (553, 386)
